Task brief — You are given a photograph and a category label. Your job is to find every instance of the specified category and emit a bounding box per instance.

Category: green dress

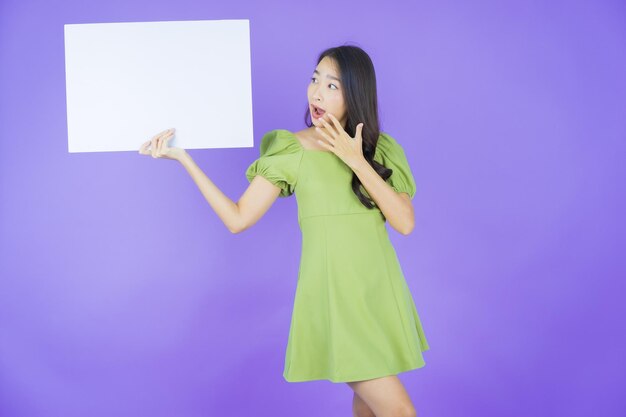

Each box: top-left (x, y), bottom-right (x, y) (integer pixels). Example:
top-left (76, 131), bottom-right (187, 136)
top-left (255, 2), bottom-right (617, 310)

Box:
top-left (246, 129), bottom-right (430, 383)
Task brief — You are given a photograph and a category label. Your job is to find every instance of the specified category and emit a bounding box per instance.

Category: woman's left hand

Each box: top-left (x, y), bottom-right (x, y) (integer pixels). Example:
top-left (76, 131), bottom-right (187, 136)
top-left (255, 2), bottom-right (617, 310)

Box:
top-left (316, 113), bottom-right (365, 168)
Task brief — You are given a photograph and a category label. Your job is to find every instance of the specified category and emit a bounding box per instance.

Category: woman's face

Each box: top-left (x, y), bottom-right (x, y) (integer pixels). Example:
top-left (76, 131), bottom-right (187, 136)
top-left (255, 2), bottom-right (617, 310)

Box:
top-left (308, 56), bottom-right (347, 129)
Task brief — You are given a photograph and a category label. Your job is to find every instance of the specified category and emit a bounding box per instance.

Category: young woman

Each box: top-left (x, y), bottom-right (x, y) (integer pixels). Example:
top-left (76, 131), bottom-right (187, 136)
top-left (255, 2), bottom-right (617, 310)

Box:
top-left (139, 45), bottom-right (430, 417)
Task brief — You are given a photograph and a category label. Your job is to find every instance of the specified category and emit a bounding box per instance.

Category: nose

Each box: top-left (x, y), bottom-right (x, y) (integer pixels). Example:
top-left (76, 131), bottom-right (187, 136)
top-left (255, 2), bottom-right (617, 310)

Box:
top-left (311, 85), bottom-right (322, 103)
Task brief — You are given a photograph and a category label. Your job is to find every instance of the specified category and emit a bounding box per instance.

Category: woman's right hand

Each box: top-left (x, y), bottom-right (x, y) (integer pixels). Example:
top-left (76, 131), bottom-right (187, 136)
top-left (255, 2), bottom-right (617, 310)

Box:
top-left (138, 128), bottom-right (186, 161)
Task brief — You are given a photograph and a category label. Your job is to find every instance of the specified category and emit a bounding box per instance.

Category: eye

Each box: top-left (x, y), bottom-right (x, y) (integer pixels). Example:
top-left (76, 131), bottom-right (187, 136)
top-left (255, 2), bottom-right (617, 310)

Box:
top-left (311, 77), bottom-right (338, 90)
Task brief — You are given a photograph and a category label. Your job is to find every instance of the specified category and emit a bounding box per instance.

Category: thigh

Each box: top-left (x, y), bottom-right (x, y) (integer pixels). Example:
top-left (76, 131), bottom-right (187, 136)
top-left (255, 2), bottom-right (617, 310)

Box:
top-left (347, 375), bottom-right (415, 417)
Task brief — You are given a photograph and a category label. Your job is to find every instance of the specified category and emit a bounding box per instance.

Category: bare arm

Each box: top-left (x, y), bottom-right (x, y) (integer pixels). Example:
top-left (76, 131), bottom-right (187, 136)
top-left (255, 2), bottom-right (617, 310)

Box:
top-left (351, 158), bottom-right (415, 235)
top-left (178, 151), bottom-right (281, 234)
top-left (314, 115), bottom-right (415, 236)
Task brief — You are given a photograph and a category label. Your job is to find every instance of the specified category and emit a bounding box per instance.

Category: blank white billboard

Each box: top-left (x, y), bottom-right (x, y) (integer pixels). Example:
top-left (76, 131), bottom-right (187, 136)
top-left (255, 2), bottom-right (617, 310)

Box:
top-left (64, 19), bottom-right (253, 153)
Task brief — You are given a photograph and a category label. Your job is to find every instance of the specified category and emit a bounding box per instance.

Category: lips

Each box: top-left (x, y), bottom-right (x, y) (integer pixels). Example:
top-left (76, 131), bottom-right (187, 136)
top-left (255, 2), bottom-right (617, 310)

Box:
top-left (312, 104), bottom-right (326, 115)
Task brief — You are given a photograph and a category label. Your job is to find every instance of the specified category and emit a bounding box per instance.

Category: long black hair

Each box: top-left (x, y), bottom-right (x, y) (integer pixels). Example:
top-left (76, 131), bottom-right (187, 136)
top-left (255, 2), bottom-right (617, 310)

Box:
top-left (304, 44), bottom-right (392, 209)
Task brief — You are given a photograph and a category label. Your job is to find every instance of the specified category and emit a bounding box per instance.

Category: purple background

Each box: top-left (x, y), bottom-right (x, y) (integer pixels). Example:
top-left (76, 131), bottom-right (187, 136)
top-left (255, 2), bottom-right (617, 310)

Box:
top-left (1, 0), bottom-right (625, 416)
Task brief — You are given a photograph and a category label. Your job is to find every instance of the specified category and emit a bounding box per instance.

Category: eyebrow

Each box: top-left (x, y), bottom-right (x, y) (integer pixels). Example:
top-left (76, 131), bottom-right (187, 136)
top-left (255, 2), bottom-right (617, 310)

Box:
top-left (313, 69), bottom-right (341, 82)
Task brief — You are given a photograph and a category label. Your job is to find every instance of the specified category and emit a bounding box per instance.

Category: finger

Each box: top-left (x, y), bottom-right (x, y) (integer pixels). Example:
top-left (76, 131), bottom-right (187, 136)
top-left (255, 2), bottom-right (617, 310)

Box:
top-left (154, 129), bottom-right (174, 157)
top-left (319, 115), bottom-right (338, 137)
top-left (315, 126), bottom-right (334, 147)
top-left (356, 123), bottom-right (364, 149)
top-left (316, 139), bottom-right (331, 151)
top-left (150, 129), bottom-right (166, 144)
top-left (157, 133), bottom-right (173, 157)
top-left (356, 123), bottom-right (364, 140)
top-left (139, 140), bottom-right (151, 154)
top-left (315, 132), bottom-right (332, 151)
top-left (151, 136), bottom-right (158, 158)
top-left (157, 133), bottom-right (167, 156)
top-left (158, 132), bottom-right (174, 156)
top-left (156, 137), bottom-right (163, 157)
top-left (154, 128), bottom-right (174, 138)
top-left (327, 113), bottom-right (343, 135)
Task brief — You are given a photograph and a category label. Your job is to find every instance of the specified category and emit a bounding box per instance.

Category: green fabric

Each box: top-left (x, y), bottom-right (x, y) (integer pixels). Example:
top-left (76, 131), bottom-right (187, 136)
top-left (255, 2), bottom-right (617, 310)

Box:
top-left (246, 129), bottom-right (430, 383)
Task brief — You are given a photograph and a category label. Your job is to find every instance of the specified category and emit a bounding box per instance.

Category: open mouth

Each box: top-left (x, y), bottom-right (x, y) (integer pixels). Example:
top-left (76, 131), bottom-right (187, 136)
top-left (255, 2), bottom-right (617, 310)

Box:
top-left (312, 104), bottom-right (326, 118)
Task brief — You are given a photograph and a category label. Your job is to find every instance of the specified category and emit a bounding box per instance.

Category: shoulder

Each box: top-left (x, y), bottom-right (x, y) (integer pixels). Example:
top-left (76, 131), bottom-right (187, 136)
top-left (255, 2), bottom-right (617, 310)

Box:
top-left (258, 129), bottom-right (302, 156)
top-left (378, 131), bottom-right (404, 149)
top-left (374, 131), bottom-right (407, 163)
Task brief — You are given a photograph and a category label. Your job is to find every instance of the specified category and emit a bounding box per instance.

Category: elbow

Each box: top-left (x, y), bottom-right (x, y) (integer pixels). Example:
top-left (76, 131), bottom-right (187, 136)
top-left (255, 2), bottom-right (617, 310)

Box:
top-left (227, 221), bottom-right (242, 234)
top-left (229, 224), bottom-right (245, 234)
top-left (399, 220), bottom-right (415, 236)
top-left (228, 219), bottom-right (249, 234)
top-left (399, 227), bottom-right (413, 236)
top-left (227, 207), bottom-right (247, 234)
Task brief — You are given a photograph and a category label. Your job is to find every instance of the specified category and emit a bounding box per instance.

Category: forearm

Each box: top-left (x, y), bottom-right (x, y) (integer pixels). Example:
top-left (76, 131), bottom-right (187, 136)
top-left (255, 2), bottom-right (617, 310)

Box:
top-left (350, 158), bottom-right (414, 235)
top-left (177, 151), bottom-right (243, 233)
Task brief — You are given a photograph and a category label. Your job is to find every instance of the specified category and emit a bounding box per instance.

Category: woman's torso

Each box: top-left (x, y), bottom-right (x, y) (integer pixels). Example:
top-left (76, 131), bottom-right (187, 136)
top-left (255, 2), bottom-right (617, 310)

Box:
top-left (281, 129), bottom-right (386, 227)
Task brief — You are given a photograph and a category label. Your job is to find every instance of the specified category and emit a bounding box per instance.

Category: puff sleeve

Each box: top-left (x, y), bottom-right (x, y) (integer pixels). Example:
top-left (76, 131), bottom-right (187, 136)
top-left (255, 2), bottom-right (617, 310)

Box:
top-left (245, 130), bottom-right (304, 197)
top-left (374, 132), bottom-right (417, 199)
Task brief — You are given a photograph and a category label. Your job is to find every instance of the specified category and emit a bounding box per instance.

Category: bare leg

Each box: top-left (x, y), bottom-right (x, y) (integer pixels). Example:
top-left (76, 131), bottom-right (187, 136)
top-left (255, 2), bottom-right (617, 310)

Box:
top-left (347, 375), bottom-right (417, 417)
top-left (352, 390), bottom-right (377, 417)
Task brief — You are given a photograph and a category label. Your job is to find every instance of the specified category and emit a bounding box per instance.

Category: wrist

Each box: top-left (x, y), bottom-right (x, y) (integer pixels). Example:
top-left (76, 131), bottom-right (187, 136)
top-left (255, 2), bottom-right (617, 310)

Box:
top-left (177, 150), bottom-right (191, 164)
top-left (350, 155), bottom-right (370, 174)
